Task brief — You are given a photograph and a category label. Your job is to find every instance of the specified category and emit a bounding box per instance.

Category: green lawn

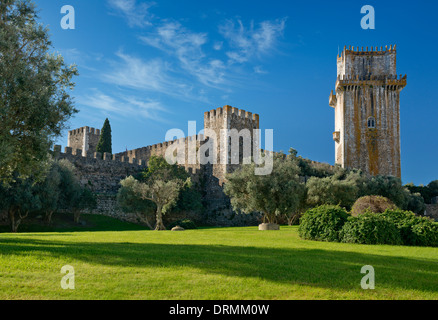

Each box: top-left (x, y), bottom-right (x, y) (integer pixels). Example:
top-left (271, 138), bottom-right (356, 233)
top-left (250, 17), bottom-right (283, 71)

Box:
top-left (1, 221), bottom-right (438, 300)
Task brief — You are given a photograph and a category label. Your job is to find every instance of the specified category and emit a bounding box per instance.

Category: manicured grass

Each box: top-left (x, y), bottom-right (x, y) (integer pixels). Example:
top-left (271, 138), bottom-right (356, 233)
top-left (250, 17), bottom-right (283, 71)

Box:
top-left (1, 225), bottom-right (438, 300)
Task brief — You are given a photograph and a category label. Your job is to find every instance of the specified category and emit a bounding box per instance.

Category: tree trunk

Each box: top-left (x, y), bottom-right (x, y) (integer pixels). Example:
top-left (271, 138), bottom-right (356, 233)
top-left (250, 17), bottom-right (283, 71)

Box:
top-left (154, 205), bottom-right (166, 230)
top-left (9, 210), bottom-right (17, 233)
top-left (45, 211), bottom-right (54, 225)
top-left (73, 210), bottom-right (81, 224)
top-left (287, 214), bottom-right (299, 226)
top-left (9, 209), bottom-right (27, 233)
top-left (136, 212), bottom-right (154, 230)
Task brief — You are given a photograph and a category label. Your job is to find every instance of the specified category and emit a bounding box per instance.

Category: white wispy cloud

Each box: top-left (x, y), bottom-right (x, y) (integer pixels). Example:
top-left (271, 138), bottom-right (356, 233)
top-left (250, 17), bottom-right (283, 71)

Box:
top-left (58, 48), bottom-right (103, 72)
top-left (105, 2), bottom-right (287, 98)
top-left (219, 18), bottom-right (287, 63)
top-left (103, 51), bottom-right (170, 91)
top-left (78, 89), bottom-right (167, 121)
top-left (140, 22), bottom-right (227, 87)
top-left (108, 0), bottom-right (154, 28)
top-left (102, 51), bottom-right (207, 102)
top-left (253, 65), bottom-right (268, 74)
top-left (213, 41), bottom-right (223, 51)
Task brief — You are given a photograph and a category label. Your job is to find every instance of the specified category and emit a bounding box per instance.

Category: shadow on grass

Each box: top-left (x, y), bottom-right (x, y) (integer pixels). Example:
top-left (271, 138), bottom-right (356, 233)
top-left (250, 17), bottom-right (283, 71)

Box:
top-left (0, 214), bottom-right (148, 233)
top-left (0, 237), bottom-right (437, 294)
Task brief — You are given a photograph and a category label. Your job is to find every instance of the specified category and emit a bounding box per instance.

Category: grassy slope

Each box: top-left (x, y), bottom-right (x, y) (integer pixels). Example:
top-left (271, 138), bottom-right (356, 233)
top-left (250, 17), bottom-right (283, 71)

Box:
top-left (0, 225), bottom-right (437, 300)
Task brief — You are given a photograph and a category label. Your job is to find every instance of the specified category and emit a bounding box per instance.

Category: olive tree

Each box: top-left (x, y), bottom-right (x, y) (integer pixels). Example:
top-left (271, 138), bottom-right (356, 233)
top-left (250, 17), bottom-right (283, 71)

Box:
top-left (0, 174), bottom-right (41, 232)
top-left (224, 154), bottom-right (306, 225)
top-left (0, 0), bottom-right (78, 183)
top-left (57, 159), bottom-right (96, 223)
top-left (117, 176), bottom-right (156, 229)
top-left (306, 169), bottom-right (361, 210)
top-left (119, 156), bottom-right (190, 230)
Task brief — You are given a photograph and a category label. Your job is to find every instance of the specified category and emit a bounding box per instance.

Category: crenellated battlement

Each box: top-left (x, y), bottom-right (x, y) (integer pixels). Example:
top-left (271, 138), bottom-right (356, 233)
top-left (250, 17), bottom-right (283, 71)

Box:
top-left (337, 45), bottom-right (398, 79)
top-left (117, 134), bottom-right (205, 158)
top-left (53, 145), bottom-right (147, 167)
top-left (68, 126), bottom-right (101, 136)
top-left (338, 45), bottom-right (397, 60)
top-left (204, 105), bottom-right (259, 122)
top-left (68, 126), bottom-right (101, 156)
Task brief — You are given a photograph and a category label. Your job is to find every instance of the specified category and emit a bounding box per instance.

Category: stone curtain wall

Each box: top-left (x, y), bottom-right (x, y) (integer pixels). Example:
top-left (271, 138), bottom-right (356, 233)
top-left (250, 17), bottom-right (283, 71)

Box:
top-left (53, 141), bottom-right (261, 227)
top-left (114, 135), bottom-right (203, 183)
top-left (111, 105), bottom-right (264, 226)
top-left (52, 145), bottom-right (147, 224)
top-left (54, 145), bottom-right (147, 194)
top-left (61, 105), bottom-right (333, 227)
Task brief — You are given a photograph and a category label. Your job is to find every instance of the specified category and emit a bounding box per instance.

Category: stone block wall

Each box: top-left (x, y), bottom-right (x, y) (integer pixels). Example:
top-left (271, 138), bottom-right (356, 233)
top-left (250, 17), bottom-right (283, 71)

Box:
top-left (68, 126), bottom-right (101, 157)
top-left (337, 45), bottom-right (397, 78)
top-left (114, 135), bottom-right (203, 184)
top-left (54, 145), bottom-right (147, 194)
top-left (425, 204), bottom-right (438, 221)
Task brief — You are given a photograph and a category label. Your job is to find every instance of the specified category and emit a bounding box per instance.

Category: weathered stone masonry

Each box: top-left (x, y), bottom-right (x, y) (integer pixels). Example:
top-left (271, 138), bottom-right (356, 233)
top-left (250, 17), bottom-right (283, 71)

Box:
top-left (330, 45), bottom-right (406, 178)
top-left (60, 105), bottom-right (263, 226)
top-left (68, 126), bottom-right (101, 157)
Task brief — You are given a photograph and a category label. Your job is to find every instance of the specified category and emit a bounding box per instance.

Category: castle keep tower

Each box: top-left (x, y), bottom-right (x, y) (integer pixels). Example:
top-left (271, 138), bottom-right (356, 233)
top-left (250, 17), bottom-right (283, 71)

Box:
top-left (68, 126), bottom-right (101, 157)
top-left (204, 105), bottom-right (260, 185)
top-left (330, 45), bottom-right (406, 178)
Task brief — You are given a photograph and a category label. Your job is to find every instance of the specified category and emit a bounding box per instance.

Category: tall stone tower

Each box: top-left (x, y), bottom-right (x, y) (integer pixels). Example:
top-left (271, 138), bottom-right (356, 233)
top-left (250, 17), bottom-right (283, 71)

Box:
top-left (68, 126), bottom-right (101, 157)
top-left (329, 45), bottom-right (406, 178)
top-left (203, 105), bottom-right (260, 186)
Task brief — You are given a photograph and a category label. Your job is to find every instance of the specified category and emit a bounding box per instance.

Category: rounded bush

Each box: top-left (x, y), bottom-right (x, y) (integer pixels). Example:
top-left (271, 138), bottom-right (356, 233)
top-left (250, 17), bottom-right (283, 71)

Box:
top-left (351, 195), bottom-right (397, 217)
top-left (298, 205), bottom-right (350, 242)
top-left (340, 213), bottom-right (402, 245)
top-left (381, 209), bottom-right (438, 247)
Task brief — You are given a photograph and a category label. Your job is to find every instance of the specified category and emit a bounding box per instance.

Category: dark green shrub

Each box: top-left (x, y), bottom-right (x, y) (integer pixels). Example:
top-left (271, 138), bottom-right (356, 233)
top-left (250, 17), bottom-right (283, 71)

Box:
top-left (381, 209), bottom-right (438, 247)
top-left (298, 205), bottom-right (349, 242)
top-left (167, 219), bottom-right (197, 230)
top-left (340, 213), bottom-right (402, 245)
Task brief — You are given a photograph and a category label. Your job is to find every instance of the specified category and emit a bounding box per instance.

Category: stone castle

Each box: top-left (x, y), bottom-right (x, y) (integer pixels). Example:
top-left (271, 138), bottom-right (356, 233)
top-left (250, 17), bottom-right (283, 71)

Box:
top-left (56, 105), bottom-right (263, 226)
top-left (52, 45), bottom-right (414, 225)
top-left (330, 45), bottom-right (406, 177)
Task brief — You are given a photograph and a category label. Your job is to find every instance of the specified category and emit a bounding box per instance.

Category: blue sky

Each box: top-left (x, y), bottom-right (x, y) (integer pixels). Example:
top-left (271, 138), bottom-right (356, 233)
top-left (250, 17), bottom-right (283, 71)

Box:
top-left (35, 0), bottom-right (438, 185)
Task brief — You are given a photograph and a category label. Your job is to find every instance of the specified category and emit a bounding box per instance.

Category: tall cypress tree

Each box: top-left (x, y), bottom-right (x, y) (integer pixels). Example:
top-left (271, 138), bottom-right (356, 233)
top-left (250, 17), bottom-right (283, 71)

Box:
top-left (96, 118), bottom-right (112, 155)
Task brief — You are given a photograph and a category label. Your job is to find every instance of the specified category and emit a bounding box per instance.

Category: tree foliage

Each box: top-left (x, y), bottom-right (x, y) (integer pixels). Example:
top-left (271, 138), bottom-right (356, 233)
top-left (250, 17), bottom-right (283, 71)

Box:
top-left (96, 118), bottom-right (112, 155)
top-left (0, 158), bottom-right (96, 231)
top-left (405, 180), bottom-right (438, 205)
top-left (306, 168), bottom-right (361, 210)
top-left (0, 173), bottom-right (41, 232)
top-left (0, 0), bottom-right (78, 183)
top-left (359, 175), bottom-right (410, 208)
top-left (118, 156), bottom-right (191, 230)
top-left (118, 176), bottom-right (156, 229)
top-left (56, 159), bottom-right (96, 223)
top-left (35, 158), bottom-right (61, 224)
top-left (224, 154), bottom-right (306, 224)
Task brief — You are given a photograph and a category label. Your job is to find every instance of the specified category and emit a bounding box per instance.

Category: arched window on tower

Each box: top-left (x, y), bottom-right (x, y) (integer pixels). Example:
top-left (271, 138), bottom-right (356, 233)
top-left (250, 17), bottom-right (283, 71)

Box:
top-left (367, 117), bottom-right (376, 128)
